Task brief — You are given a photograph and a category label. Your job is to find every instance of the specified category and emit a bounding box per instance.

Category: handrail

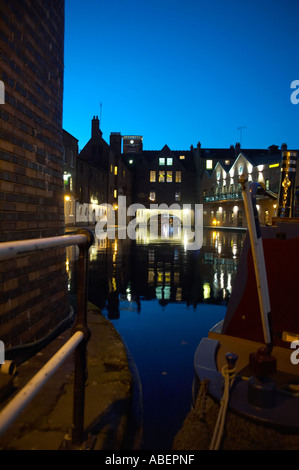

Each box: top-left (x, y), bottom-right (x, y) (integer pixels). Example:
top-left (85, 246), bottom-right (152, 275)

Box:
top-left (0, 229), bottom-right (94, 447)
top-left (0, 233), bottom-right (88, 261)
top-left (0, 331), bottom-right (84, 437)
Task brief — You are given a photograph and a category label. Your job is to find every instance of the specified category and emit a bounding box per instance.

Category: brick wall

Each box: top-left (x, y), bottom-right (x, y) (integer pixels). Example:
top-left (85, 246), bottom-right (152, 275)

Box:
top-left (0, 0), bottom-right (69, 348)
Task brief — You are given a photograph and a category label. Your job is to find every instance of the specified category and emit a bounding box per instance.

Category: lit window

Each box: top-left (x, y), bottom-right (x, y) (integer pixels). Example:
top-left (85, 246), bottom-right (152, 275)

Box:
top-left (206, 160), bottom-right (213, 169)
top-left (150, 171), bottom-right (156, 182)
top-left (179, 155), bottom-right (185, 160)
top-left (123, 169), bottom-right (126, 178)
top-left (175, 171), bottom-right (181, 183)
top-left (167, 158), bottom-right (173, 166)
top-left (114, 189), bottom-right (117, 198)
top-left (225, 160), bottom-right (230, 165)
top-left (159, 157), bottom-right (165, 165)
top-left (175, 191), bottom-right (181, 201)
top-left (167, 171), bottom-right (173, 182)
top-left (159, 171), bottom-right (165, 182)
top-left (265, 179), bottom-right (270, 190)
top-left (149, 192), bottom-right (156, 201)
top-left (110, 164), bottom-right (113, 172)
top-left (129, 159), bottom-right (133, 164)
top-left (269, 163), bottom-right (279, 168)
top-left (114, 166), bottom-right (118, 175)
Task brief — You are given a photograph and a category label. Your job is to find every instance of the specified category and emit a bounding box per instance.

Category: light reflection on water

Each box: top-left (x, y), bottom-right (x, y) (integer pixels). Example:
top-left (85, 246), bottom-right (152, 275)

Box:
top-left (66, 228), bottom-right (246, 449)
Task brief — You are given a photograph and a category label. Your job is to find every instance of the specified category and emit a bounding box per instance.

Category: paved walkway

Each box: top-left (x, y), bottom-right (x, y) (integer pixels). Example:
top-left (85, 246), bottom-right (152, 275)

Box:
top-left (0, 304), bottom-right (142, 450)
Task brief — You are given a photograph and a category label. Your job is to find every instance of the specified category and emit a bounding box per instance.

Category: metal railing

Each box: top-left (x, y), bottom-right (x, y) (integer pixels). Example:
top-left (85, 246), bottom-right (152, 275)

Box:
top-left (0, 229), bottom-right (94, 446)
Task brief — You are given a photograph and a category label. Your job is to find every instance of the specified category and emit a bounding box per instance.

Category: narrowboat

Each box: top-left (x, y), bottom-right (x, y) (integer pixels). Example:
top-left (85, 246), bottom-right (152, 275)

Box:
top-left (187, 151), bottom-right (299, 450)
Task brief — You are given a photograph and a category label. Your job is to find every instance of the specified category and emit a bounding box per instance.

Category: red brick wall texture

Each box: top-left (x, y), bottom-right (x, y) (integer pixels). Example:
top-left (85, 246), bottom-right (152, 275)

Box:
top-left (0, 0), bottom-right (69, 348)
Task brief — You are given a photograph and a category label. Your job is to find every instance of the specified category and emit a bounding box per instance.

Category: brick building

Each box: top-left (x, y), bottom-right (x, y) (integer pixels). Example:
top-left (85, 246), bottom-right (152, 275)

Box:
top-left (74, 117), bottom-right (133, 227)
top-left (199, 143), bottom-right (298, 228)
top-left (0, 1), bottom-right (68, 347)
top-left (121, 143), bottom-right (198, 230)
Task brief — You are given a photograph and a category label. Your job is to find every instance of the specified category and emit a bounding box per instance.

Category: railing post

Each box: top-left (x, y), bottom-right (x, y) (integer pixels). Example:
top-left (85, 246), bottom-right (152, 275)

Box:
top-left (71, 229), bottom-right (94, 446)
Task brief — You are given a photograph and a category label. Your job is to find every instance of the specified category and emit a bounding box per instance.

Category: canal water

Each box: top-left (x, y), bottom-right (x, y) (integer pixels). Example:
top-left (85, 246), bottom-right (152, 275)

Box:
top-left (67, 227), bottom-right (246, 450)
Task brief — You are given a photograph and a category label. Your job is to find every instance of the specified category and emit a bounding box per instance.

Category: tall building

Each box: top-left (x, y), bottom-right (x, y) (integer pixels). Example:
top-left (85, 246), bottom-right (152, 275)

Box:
top-left (0, 1), bottom-right (68, 347)
top-left (122, 135), bottom-right (143, 154)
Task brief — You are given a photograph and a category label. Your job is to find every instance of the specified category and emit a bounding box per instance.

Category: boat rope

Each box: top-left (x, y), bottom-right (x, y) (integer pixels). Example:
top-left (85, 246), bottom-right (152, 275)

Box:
top-left (209, 364), bottom-right (236, 450)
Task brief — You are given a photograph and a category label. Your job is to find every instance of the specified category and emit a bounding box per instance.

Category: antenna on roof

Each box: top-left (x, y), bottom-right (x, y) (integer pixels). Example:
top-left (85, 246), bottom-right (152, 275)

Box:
top-left (237, 126), bottom-right (246, 146)
top-left (100, 102), bottom-right (102, 128)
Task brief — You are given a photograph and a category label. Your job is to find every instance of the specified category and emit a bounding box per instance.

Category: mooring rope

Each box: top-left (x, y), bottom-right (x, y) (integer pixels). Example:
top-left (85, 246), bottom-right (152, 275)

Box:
top-left (209, 364), bottom-right (236, 450)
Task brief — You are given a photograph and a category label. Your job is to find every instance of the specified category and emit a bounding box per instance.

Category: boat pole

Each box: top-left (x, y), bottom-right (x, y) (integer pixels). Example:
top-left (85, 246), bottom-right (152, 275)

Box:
top-left (239, 174), bottom-right (272, 348)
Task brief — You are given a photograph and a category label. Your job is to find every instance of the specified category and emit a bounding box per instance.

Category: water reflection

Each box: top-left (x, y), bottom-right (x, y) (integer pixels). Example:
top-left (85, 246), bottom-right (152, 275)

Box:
top-left (66, 227), bottom-right (245, 449)
top-left (66, 228), bottom-right (245, 316)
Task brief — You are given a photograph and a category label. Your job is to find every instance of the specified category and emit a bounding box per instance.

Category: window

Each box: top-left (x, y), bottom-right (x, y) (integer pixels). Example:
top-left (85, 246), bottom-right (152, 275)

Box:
top-left (175, 171), bottom-right (181, 183)
top-left (167, 157), bottom-right (173, 166)
top-left (159, 171), bottom-right (165, 182)
top-left (114, 165), bottom-right (118, 176)
top-left (149, 191), bottom-right (156, 201)
top-left (206, 160), bottom-right (213, 169)
top-left (114, 189), bottom-right (117, 198)
top-left (159, 157), bottom-right (165, 165)
top-left (123, 169), bottom-right (126, 178)
top-left (167, 171), bottom-right (173, 182)
top-left (150, 171), bottom-right (156, 182)
top-left (110, 164), bottom-right (113, 172)
top-left (265, 178), bottom-right (270, 190)
top-left (179, 155), bottom-right (185, 160)
top-left (175, 191), bottom-right (181, 201)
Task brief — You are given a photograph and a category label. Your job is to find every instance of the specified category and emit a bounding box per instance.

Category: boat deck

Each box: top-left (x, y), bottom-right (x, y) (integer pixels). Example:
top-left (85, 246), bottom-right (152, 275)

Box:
top-left (208, 324), bottom-right (299, 386)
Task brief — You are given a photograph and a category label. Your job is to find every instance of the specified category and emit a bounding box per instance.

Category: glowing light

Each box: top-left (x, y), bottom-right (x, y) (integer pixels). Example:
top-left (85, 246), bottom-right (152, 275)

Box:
top-left (64, 195), bottom-right (70, 201)
top-left (203, 283), bottom-right (211, 299)
top-left (269, 163), bottom-right (279, 168)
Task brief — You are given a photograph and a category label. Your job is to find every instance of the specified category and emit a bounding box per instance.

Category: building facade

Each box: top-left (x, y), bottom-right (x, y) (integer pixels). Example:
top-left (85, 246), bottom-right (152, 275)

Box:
top-left (62, 129), bottom-right (78, 226)
top-left (70, 117), bottom-right (133, 227)
top-left (199, 144), bottom-right (296, 228)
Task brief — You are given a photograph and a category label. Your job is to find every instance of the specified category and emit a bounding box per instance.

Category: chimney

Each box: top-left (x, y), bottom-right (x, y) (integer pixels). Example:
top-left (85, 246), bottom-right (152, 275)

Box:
top-left (235, 142), bottom-right (241, 157)
top-left (91, 115), bottom-right (102, 138)
top-left (110, 132), bottom-right (122, 156)
top-left (281, 143), bottom-right (287, 152)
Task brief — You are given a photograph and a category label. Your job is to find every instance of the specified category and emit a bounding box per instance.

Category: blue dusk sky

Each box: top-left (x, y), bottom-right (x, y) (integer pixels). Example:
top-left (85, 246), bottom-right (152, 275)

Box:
top-left (62, 0), bottom-right (299, 152)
